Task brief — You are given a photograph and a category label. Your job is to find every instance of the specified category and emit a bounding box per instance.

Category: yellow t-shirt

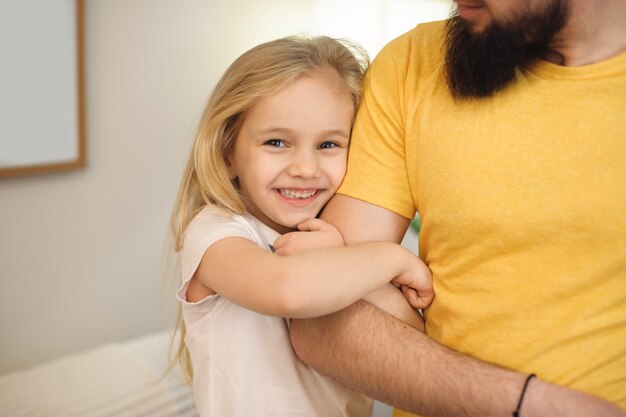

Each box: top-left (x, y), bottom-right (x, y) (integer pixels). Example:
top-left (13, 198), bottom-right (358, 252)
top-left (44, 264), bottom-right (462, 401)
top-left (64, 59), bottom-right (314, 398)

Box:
top-left (339, 20), bottom-right (626, 415)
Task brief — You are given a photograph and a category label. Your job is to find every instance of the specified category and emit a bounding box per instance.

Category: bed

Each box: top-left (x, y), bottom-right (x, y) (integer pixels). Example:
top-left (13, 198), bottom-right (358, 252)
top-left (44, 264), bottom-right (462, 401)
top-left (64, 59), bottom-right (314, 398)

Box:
top-left (0, 331), bottom-right (392, 417)
top-left (0, 331), bottom-right (198, 417)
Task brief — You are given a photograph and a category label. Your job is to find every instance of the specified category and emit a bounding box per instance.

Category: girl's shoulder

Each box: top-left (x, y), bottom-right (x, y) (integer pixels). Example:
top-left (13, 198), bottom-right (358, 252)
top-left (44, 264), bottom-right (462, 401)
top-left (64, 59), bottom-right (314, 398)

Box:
top-left (185, 205), bottom-right (256, 247)
top-left (179, 206), bottom-right (264, 295)
top-left (185, 205), bottom-right (279, 253)
top-left (191, 204), bottom-right (238, 226)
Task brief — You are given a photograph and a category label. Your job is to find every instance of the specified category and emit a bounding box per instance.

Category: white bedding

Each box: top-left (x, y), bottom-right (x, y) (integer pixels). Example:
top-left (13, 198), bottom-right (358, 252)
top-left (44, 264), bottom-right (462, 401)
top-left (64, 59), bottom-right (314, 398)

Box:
top-left (0, 331), bottom-right (393, 417)
top-left (0, 331), bottom-right (198, 417)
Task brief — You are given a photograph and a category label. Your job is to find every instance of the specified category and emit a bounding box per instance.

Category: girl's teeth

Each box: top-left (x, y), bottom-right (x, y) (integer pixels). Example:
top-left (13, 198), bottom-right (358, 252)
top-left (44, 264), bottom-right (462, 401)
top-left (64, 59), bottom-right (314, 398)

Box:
top-left (279, 189), bottom-right (317, 199)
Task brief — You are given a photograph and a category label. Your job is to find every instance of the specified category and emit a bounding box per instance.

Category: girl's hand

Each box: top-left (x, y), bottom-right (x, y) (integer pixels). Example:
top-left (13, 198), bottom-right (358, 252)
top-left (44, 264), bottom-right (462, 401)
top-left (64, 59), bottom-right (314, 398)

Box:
top-left (392, 253), bottom-right (434, 309)
top-left (273, 218), bottom-right (345, 256)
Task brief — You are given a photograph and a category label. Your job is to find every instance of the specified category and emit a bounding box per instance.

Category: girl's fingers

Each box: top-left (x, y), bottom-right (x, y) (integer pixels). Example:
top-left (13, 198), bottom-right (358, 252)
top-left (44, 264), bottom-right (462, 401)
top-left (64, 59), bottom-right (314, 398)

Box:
top-left (401, 285), bottom-right (419, 307)
top-left (273, 234), bottom-right (288, 249)
top-left (417, 287), bottom-right (435, 308)
top-left (402, 285), bottom-right (434, 309)
top-left (297, 218), bottom-right (329, 232)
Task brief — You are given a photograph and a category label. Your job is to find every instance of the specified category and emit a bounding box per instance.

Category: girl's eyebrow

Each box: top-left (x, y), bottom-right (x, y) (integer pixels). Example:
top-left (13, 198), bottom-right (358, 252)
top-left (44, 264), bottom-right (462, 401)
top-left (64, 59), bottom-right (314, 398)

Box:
top-left (254, 127), bottom-right (292, 135)
top-left (323, 129), bottom-right (351, 139)
top-left (255, 127), bottom-right (350, 138)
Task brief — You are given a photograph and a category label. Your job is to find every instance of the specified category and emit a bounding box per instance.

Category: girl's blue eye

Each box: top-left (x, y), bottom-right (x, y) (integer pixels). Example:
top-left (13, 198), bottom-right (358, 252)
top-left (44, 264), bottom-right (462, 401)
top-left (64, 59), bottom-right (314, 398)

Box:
top-left (319, 141), bottom-right (339, 149)
top-left (264, 139), bottom-right (285, 147)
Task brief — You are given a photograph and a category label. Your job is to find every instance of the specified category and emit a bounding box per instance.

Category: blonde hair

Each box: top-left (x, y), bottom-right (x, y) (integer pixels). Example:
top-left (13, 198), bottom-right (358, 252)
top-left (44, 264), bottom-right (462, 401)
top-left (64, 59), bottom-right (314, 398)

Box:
top-left (169, 35), bottom-right (369, 382)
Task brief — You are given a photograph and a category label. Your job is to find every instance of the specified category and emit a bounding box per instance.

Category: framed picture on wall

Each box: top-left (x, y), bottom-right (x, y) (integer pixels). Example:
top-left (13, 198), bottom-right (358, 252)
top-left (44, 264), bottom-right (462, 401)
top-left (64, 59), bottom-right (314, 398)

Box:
top-left (0, 0), bottom-right (86, 179)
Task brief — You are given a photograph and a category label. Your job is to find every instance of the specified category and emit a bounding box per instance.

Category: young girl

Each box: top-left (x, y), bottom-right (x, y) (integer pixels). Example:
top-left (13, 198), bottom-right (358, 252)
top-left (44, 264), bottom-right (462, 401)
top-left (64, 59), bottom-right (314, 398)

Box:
top-left (170, 36), bottom-right (433, 417)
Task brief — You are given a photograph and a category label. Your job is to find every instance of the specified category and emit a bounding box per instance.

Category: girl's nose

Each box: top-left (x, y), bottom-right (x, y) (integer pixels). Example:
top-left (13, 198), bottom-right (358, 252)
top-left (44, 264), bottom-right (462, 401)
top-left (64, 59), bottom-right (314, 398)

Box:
top-left (287, 150), bottom-right (320, 178)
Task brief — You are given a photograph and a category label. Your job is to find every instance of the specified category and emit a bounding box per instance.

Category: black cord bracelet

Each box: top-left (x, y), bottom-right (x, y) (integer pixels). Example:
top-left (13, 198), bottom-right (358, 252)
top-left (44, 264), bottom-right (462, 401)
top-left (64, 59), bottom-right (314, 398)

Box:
top-left (513, 373), bottom-right (537, 417)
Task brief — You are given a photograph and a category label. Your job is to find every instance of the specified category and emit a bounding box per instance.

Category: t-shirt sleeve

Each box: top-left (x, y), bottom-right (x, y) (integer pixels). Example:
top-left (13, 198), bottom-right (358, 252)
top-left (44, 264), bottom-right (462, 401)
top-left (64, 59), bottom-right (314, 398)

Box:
top-left (338, 30), bottom-right (416, 219)
top-left (176, 209), bottom-right (254, 304)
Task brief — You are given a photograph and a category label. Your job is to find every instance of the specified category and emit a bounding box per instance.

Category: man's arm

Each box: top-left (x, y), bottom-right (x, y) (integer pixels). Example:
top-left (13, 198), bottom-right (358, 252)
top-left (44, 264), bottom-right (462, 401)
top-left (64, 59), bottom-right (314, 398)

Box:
top-left (289, 195), bottom-right (625, 417)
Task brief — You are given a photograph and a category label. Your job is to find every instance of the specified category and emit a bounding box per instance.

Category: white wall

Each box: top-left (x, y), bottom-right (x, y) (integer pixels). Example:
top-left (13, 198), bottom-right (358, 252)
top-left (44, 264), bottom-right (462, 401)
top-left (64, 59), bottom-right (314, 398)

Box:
top-left (0, 0), bottom-right (317, 374)
top-left (0, 0), bottom-right (450, 378)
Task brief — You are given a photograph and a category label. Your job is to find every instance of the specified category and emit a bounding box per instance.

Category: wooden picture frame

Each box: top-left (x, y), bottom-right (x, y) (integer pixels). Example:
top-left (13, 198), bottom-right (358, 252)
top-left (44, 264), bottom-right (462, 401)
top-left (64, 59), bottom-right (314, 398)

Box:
top-left (0, 0), bottom-right (86, 179)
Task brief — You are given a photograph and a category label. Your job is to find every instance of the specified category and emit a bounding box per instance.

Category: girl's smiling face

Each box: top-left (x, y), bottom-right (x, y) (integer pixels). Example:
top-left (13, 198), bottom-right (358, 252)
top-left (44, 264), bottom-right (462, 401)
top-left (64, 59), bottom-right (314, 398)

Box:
top-left (227, 69), bottom-right (354, 234)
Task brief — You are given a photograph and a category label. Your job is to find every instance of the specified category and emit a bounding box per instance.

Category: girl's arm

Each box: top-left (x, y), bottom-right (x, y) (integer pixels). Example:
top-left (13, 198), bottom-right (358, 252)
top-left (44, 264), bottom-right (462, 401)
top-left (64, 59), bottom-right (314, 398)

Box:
top-left (273, 218), bottom-right (425, 330)
top-left (190, 236), bottom-right (432, 318)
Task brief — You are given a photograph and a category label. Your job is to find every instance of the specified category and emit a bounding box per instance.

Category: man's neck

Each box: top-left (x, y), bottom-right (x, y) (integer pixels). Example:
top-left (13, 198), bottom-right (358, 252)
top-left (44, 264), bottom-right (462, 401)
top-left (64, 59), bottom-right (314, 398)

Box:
top-left (546, 0), bottom-right (626, 66)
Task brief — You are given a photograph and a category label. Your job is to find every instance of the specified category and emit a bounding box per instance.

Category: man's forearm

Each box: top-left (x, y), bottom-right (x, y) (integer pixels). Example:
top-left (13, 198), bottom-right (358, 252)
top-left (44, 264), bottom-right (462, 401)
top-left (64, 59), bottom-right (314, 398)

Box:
top-left (291, 300), bottom-right (521, 416)
top-left (290, 300), bottom-right (625, 417)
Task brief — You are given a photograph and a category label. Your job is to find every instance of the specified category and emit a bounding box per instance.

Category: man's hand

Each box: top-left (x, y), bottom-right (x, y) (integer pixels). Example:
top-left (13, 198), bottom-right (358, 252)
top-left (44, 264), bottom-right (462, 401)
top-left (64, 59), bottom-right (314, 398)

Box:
top-left (274, 218), bottom-right (345, 256)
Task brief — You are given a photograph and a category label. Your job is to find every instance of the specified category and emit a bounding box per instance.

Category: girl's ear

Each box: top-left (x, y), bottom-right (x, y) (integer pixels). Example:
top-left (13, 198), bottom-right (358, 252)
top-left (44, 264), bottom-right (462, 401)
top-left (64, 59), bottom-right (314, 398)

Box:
top-left (225, 154), bottom-right (237, 179)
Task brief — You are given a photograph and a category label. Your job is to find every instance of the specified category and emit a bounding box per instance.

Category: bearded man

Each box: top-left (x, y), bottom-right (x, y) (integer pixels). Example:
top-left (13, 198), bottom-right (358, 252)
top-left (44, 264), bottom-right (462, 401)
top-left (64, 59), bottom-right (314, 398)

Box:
top-left (287, 1), bottom-right (626, 416)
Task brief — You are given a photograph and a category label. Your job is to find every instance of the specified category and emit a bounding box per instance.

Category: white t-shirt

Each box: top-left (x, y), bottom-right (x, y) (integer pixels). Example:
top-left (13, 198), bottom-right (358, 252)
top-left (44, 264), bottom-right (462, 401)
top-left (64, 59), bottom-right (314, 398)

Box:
top-left (177, 206), bottom-right (373, 417)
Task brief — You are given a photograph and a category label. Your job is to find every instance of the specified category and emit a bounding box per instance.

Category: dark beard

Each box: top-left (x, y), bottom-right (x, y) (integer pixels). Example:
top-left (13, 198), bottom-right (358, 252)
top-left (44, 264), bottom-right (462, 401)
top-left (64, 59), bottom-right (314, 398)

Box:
top-left (444, 1), bottom-right (568, 99)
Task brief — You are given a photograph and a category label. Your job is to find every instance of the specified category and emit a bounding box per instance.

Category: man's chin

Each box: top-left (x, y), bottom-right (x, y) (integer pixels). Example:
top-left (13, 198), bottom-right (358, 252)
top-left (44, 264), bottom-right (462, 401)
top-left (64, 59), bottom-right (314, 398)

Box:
top-left (444, 17), bottom-right (522, 99)
top-left (444, 0), bottom-right (567, 99)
